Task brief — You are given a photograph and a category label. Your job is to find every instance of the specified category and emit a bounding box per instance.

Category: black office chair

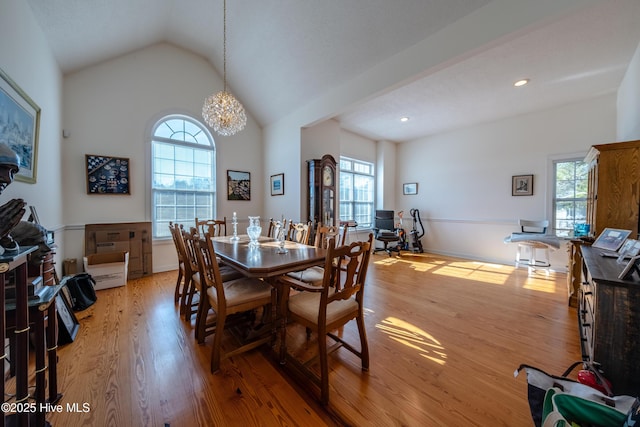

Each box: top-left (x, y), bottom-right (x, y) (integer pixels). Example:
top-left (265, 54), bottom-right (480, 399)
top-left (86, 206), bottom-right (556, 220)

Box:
top-left (373, 210), bottom-right (401, 256)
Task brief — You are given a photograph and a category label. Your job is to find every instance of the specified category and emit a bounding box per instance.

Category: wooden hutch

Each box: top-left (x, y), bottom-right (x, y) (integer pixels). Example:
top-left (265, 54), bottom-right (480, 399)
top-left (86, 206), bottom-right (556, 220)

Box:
top-left (566, 140), bottom-right (640, 396)
top-left (567, 140), bottom-right (640, 306)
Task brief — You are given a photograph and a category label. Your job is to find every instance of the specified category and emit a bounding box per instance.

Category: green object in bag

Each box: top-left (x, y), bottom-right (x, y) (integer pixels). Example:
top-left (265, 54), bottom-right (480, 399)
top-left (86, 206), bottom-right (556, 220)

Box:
top-left (542, 387), bottom-right (627, 427)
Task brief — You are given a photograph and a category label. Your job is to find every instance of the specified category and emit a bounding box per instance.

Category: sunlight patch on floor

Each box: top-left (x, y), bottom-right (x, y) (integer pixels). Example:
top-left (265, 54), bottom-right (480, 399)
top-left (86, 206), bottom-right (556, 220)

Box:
top-left (372, 254), bottom-right (566, 291)
top-left (373, 255), bottom-right (443, 272)
top-left (431, 261), bottom-right (512, 285)
top-left (522, 273), bottom-right (559, 293)
top-left (376, 316), bottom-right (447, 366)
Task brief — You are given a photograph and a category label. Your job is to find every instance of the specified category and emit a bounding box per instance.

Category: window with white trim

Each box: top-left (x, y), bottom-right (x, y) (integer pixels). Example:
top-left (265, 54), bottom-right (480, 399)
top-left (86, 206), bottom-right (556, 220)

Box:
top-left (339, 157), bottom-right (375, 229)
top-left (553, 159), bottom-right (588, 237)
top-left (151, 116), bottom-right (216, 239)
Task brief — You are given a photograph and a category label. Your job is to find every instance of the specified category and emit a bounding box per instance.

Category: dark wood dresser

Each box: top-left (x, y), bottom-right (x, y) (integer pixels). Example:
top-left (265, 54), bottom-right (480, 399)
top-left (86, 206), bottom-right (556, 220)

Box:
top-left (580, 246), bottom-right (640, 396)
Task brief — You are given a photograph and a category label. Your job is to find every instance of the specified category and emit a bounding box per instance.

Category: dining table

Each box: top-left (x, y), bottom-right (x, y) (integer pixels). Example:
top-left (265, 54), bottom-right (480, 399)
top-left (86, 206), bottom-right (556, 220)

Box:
top-left (211, 235), bottom-right (327, 278)
top-left (210, 234), bottom-right (327, 360)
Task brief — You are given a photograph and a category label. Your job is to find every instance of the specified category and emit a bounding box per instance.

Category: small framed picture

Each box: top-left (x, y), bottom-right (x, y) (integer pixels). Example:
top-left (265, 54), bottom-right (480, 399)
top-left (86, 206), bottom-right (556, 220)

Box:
top-left (618, 255), bottom-right (640, 280)
top-left (403, 182), bottom-right (418, 195)
top-left (512, 174), bottom-right (533, 196)
top-left (270, 173), bottom-right (284, 196)
top-left (227, 170), bottom-right (251, 200)
top-left (617, 239), bottom-right (640, 263)
top-left (56, 293), bottom-right (80, 345)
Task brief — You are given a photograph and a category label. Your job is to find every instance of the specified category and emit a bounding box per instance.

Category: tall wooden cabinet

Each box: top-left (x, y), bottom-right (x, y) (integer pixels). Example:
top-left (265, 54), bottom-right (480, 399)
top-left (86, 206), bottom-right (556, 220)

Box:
top-left (307, 154), bottom-right (337, 228)
top-left (585, 140), bottom-right (640, 238)
top-left (567, 140), bottom-right (640, 306)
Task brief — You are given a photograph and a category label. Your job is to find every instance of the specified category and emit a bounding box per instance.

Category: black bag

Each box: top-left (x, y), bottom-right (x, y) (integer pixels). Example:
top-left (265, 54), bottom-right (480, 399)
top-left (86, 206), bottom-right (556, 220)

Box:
top-left (65, 273), bottom-right (98, 311)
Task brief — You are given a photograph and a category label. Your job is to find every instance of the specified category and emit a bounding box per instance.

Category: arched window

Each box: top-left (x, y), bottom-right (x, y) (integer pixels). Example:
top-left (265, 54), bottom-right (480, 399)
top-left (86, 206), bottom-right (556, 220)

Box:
top-left (151, 115), bottom-right (216, 239)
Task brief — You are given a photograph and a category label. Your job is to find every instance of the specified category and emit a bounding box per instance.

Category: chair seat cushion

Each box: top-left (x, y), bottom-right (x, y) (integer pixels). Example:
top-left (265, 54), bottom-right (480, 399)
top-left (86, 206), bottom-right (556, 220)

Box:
top-left (286, 266), bottom-right (325, 287)
top-left (219, 265), bottom-right (244, 281)
top-left (377, 231), bottom-right (398, 239)
top-left (207, 277), bottom-right (272, 308)
top-left (288, 290), bottom-right (358, 326)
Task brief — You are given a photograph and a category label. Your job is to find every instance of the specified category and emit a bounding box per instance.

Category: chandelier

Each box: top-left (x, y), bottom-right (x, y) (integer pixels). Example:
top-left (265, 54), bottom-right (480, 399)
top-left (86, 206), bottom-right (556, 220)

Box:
top-left (202, 0), bottom-right (246, 136)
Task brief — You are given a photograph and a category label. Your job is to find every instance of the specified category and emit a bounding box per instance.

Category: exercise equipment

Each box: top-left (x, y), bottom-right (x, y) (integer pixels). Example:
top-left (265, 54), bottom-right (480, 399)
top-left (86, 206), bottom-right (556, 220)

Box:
top-left (409, 208), bottom-right (424, 253)
top-left (373, 209), bottom-right (424, 256)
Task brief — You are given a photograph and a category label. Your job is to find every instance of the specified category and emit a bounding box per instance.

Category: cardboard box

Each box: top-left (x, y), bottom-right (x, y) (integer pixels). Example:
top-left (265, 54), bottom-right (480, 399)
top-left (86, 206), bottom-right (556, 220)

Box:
top-left (95, 229), bottom-right (130, 254)
top-left (83, 252), bottom-right (129, 290)
top-left (63, 258), bottom-right (78, 275)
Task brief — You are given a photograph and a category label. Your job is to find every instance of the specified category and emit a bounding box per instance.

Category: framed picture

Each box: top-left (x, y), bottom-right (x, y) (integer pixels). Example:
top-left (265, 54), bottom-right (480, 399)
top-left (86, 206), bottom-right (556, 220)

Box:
top-left (618, 255), bottom-right (640, 280)
top-left (86, 154), bottom-right (130, 194)
top-left (0, 68), bottom-right (40, 184)
top-left (56, 293), bottom-right (80, 345)
top-left (227, 170), bottom-right (251, 200)
top-left (403, 182), bottom-right (418, 195)
top-left (270, 173), bottom-right (284, 196)
top-left (617, 239), bottom-right (640, 263)
top-left (512, 174), bottom-right (533, 196)
top-left (28, 205), bottom-right (40, 224)
top-left (592, 228), bottom-right (631, 252)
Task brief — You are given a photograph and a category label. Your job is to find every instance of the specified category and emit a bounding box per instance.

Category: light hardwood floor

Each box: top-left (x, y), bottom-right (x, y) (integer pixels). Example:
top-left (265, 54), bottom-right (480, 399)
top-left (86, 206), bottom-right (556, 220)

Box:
top-left (36, 251), bottom-right (580, 426)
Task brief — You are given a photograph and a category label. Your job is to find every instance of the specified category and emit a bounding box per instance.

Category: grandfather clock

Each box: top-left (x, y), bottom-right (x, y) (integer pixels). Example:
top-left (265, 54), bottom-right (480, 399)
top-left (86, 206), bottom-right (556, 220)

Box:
top-left (307, 154), bottom-right (337, 229)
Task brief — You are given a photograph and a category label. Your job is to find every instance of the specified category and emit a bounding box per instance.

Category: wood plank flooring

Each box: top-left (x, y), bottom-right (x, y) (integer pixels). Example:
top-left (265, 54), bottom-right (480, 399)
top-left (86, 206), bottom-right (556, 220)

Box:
top-left (36, 251), bottom-right (581, 426)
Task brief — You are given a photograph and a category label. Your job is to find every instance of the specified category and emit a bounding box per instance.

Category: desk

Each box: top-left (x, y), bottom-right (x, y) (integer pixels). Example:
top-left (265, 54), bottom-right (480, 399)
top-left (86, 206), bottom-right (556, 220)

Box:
top-left (1, 246), bottom-right (37, 427)
top-left (211, 235), bottom-right (326, 360)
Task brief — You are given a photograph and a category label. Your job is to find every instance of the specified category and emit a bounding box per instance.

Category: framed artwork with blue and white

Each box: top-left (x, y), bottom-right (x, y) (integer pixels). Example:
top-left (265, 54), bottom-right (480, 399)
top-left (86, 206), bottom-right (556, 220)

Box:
top-left (271, 173), bottom-right (284, 196)
top-left (0, 68), bottom-right (40, 183)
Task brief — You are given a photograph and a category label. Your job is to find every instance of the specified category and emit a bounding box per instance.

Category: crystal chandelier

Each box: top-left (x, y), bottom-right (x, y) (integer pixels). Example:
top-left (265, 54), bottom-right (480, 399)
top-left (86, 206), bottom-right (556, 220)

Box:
top-left (202, 0), bottom-right (246, 136)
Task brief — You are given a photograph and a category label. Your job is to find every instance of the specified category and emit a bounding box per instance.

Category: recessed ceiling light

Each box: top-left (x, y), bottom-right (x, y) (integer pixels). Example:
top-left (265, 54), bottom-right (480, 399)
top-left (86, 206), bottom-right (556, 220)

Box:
top-left (514, 79), bottom-right (529, 87)
top-left (400, 117), bottom-right (409, 122)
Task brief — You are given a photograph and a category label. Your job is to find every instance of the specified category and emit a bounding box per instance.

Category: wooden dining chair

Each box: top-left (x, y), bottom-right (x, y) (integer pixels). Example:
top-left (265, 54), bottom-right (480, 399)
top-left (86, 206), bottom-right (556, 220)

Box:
top-left (195, 217), bottom-right (227, 237)
top-left (168, 222), bottom-right (187, 305)
top-left (287, 221), bottom-right (311, 245)
top-left (277, 233), bottom-right (374, 404)
top-left (181, 227), bottom-right (242, 323)
top-left (193, 232), bottom-right (276, 372)
top-left (267, 218), bottom-right (288, 239)
top-left (286, 223), bottom-right (341, 286)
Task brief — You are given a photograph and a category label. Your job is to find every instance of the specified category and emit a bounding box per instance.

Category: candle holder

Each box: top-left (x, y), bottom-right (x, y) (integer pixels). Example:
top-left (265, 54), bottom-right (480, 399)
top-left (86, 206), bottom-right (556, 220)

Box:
top-left (230, 212), bottom-right (239, 241)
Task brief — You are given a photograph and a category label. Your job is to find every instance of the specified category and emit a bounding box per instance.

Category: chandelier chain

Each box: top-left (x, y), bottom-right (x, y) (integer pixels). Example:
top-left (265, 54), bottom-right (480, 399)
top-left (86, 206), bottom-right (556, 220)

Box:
top-left (223, 0), bottom-right (226, 91)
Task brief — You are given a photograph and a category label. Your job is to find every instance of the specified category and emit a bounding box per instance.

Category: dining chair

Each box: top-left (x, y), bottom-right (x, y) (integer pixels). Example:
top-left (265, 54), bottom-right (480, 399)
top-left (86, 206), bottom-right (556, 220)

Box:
top-left (267, 218), bottom-right (288, 239)
top-left (195, 217), bottom-right (227, 237)
top-left (277, 233), bottom-right (373, 404)
top-left (286, 223), bottom-right (341, 286)
top-left (181, 227), bottom-right (242, 323)
top-left (287, 221), bottom-right (311, 245)
top-left (193, 232), bottom-right (276, 372)
top-left (168, 222), bottom-right (187, 305)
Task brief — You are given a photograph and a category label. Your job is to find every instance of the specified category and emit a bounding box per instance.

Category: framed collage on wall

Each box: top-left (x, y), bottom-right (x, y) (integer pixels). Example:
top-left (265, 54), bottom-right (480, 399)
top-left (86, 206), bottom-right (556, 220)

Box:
top-left (86, 154), bottom-right (130, 194)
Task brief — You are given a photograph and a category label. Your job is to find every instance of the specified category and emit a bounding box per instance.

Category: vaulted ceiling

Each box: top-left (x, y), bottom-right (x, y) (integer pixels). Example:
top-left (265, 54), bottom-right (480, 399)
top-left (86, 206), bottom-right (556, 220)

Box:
top-left (26, 0), bottom-right (640, 142)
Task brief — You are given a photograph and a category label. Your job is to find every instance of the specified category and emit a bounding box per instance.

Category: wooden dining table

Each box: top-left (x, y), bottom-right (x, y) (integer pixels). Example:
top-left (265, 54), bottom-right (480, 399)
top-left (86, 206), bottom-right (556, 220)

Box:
top-left (211, 235), bottom-right (327, 279)
top-left (210, 235), bottom-right (327, 360)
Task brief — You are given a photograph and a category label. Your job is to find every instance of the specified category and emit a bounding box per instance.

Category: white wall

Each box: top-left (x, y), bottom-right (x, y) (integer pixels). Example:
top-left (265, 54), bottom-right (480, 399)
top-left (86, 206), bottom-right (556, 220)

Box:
top-left (617, 41), bottom-right (640, 141)
top-left (0, 0), bottom-right (65, 268)
top-left (340, 130), bottom-right (376, 164)
top-left (395, 94), bottom-right (617, 268)
top-left (62, 43), bottom-right (263, 272)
